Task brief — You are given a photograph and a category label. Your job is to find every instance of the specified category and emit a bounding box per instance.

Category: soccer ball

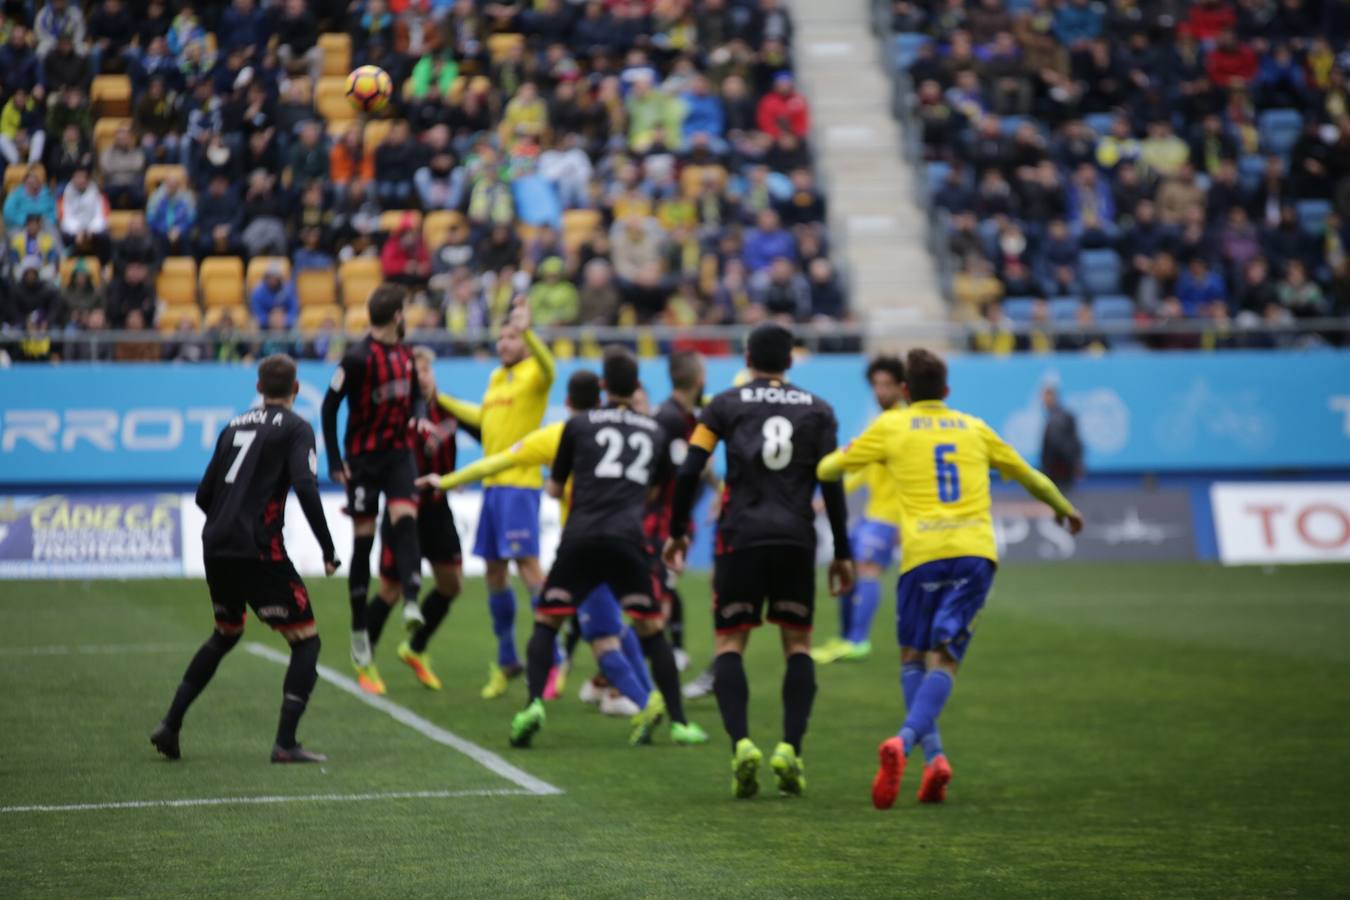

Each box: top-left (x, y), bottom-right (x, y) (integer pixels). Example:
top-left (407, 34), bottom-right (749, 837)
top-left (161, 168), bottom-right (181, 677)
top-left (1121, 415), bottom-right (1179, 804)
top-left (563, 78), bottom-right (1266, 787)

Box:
top-left (346, 65), bottom-right (393, 113)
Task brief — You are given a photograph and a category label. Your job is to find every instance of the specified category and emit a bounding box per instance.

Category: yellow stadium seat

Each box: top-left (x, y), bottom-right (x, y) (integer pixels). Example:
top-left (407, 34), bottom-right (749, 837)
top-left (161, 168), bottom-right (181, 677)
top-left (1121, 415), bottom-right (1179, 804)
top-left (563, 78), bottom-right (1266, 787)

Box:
top-left (245, 256), bottom-right (292, 293)
top-left (562, 209), bottom-right (602, 252)
top-left (156, 257), bottom-right (198, 306)
top-left (144, 164), bottom-right (188, 196)
top-left (200, 256), bottom-right (245, 309)
top-left (488, 33), bottom-right (525, 61)
top-left (422, 210), bottom-right (466, 248)
top-left (342, 272), bottom-right (381, 309)
top-left (4, 163), bottom-right (46, 193)
top-left (106, 210), bottom-right (138, 239)
top-left (339, 256), bottom-right (382, 281)
top-left (344, 304), bottom-right (371, 334)
top-left (93, 118), bottom-right (132, 155)
top-left (319, 33), bottom-right (352, 78)
top-left (379, 209), bottom-right (422, 234)
top-left (300, 303), bottom-right (344, 331)
top-left (363, 118), bottom-right (396, 151)
top-left (59, 256), bottom-right (103, 288)
top-left (91, 75), bottom-right (132, 117)
top-left (159, 304), bottom-right (203, 333)
top-left (316, 76), bottom-right (356, 121)
top-left (296, 268), bottom-right (338, 308)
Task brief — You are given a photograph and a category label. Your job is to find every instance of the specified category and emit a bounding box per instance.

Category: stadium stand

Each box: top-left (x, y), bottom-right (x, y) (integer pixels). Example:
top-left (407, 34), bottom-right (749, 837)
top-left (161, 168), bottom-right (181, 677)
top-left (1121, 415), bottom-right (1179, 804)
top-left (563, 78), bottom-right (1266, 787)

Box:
top-left (0, 0), bottom-right (844, 363)
top-left (882, 0), bottom-right (1350, 351)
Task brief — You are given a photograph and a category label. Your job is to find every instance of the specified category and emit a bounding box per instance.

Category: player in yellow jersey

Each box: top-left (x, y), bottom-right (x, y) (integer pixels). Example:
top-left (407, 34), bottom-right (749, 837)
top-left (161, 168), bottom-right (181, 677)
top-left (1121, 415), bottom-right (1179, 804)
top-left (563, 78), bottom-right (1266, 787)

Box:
top-left (814, 356), bottom-right (907, 665)
top-left (817, 349), bottom-right (1083, 810)
top-left (436, 300), bottom-right (555, 699)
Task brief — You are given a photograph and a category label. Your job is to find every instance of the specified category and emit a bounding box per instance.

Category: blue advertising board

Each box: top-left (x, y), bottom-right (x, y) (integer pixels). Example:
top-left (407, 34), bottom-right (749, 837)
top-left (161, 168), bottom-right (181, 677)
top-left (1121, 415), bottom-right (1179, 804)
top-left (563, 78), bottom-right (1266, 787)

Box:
top-left (1, 350), bottom-right (1347, 484)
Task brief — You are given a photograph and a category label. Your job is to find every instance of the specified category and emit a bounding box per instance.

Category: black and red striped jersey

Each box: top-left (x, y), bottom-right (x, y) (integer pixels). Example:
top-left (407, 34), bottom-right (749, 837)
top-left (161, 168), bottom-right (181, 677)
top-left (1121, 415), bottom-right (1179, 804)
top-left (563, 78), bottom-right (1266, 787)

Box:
top-left (326, 336), bottom-right (420, 464)
top-left (644, 396), bottom-right (698, 545)
top-left (196, 405), bottom-right (335, 562)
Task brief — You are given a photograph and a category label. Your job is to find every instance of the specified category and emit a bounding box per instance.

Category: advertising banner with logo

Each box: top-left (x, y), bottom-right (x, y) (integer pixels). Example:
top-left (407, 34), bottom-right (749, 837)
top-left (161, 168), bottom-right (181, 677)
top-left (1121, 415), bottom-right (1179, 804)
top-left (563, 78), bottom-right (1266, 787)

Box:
top-left (1211, 483), bottom-right (1350, 565)
top-left (993, 488), bottom-right (1198, 562)
top-left (0, 493), bottom-right (183, 578)
top-left (1, 351), bottom-right (1347, 485)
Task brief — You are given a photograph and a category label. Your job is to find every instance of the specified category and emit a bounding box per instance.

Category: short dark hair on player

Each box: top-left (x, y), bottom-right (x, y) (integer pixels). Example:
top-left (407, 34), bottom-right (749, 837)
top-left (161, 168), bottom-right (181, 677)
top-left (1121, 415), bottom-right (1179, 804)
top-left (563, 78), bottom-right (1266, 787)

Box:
top-left (602, 345), bottom-right (640, 397)
top-left (567, 370), bottom-right (601, 411)
top-left (746, 322), bottom-right (793, 374)
top-left (668, 350), bottom-right (703, 391)
top-left (866, 354), bottom-right (905, 384)
top-left (257, 354), bottom-right (298, 399)
top-left (368, 284), bottom-right (408, 326)
top-left (905, 348), bottom-right (948, 402)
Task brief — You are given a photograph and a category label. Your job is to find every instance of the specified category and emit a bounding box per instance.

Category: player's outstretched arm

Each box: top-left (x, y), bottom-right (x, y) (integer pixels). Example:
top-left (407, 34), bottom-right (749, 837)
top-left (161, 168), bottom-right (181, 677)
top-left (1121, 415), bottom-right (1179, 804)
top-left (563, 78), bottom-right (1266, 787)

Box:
top-left (817, 417), bottom-right (889, 483)
top-left (436, 391), bottom-right (483, 429)
top-left (418, 450), bottom-right (519, 493)
top-left (982, 422), bottom-right (1083, 534)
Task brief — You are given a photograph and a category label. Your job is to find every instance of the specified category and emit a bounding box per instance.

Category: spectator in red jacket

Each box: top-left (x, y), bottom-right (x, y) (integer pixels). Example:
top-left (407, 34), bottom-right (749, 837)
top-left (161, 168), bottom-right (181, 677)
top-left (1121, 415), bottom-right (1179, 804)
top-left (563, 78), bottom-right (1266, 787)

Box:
top-left (381, 213), bottom-right (431, 289)
top-left (1205, 30), bottom-right (1258, 87)
top-left (756, 71), bottom-right (810, 140)
top-left (1180, 0), bottom-right (1236, 41)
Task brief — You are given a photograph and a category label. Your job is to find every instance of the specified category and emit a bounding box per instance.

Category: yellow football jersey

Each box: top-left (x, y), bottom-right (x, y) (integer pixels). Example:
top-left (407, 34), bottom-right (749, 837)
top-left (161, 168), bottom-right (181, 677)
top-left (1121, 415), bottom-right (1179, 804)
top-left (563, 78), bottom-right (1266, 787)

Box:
top-left (437, 331), bottom-right (555, 489)
top-left (820, 400), bottom-right (1073, 573)
top-left (436, 422), bottom-right (573, 519)
top-left (845, 463), bottom-right (904, 526)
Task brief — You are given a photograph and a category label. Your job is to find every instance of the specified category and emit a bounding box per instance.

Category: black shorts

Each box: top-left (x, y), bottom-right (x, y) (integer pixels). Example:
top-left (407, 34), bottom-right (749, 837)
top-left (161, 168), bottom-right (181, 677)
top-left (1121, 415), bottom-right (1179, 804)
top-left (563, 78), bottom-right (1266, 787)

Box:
top-left (540, 538), bottom-right (660, 620)
top-left (712, 545), bottom-right (816, 634)
top-left (346, 449), bottom-right (417, 520)
top-left (379, 494), bottom-right (462, 579)
top-left (204, 557), bottom-right (314, 632)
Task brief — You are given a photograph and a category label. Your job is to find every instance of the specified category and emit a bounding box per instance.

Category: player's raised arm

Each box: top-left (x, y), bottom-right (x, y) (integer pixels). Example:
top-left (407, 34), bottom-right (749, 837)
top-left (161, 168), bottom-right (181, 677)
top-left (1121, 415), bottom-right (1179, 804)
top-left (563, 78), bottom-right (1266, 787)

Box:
top-left (979, 420), bottom-right (1083, 534)
top-left (513, 298), bottom-right (556, 386)
top-left (287, 421), bottom-right (339, 571)
top-left (816, 415), bottom-right (889, 482)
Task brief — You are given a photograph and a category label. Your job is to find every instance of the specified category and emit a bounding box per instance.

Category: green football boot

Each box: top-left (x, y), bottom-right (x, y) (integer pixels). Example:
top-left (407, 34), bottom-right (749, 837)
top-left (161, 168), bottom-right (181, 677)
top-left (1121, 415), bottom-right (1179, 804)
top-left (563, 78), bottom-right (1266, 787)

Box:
top-left (770, 742), bottom-right (806, 796)
top-left (671, 721), bottom-right (710, 745)
top-left (509, 699), bottom-right (546, 748)
top-left (731, 738), bottom-right (763, 799)
top-left (629, 692), bottom-right (666, 746)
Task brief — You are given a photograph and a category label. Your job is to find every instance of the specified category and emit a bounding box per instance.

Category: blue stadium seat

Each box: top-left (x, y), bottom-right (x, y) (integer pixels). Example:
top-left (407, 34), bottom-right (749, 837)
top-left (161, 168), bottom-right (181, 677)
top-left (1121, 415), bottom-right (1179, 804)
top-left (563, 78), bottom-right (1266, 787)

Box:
top-left (999, 115), bottom-right (1027, 136)
top-left (1092, 295), bottom-right (1135, 321)
top-left (1296, 199), bottom-right (1332, 237)
top-left (1002, 297), bottom-right (1039, 322)
top-left (1084, 113), bottom-right (1116, 137)
top-left (1077, 249), bottom-right (1122, 296)
top-left (1258, 108), bottom-right (1303, 157)
top-left (1049, 298), bottom-right (1083, 322)
top-left (1238, 154), bottom-right (1268, 192)
top-left (891, 33), bottom-right (930, 72)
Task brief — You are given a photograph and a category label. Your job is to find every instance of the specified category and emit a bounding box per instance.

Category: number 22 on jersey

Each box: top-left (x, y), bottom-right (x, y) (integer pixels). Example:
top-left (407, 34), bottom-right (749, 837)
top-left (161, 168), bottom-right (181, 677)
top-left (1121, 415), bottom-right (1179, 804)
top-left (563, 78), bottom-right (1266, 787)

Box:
top-left (594, 427), bottom-right (653, 483)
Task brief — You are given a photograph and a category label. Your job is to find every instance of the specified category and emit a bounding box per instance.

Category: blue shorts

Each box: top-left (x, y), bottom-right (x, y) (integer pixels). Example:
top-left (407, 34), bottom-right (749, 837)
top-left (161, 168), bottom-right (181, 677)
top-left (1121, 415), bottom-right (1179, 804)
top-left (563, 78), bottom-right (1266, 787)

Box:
top-left (474, 487), bottom-right (541, 561)
top-left (851, 518), bottom-right (899, 568)
top-left (896, 557), bottom-right (995, 662)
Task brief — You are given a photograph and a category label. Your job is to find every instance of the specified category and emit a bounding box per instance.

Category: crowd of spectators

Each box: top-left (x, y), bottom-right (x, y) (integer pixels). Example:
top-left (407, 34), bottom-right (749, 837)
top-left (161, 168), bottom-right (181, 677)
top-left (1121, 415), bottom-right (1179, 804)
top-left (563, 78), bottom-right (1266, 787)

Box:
top-left (892, 0), bottom-right (1350, 351)
top-left (0, 0), bottom-right (845, 363)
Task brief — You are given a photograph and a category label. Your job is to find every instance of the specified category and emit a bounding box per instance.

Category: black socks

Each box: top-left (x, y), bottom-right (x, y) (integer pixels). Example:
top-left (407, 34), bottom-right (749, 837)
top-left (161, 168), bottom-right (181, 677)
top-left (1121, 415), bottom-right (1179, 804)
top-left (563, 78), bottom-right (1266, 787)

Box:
top-left (164, 630), bottom-right (241, 731)
top-left (713, 651), bottom-right (750, 750)
top-left (349, 533), bottom-right (375, 630)
top-left (782, 652), bottom-right (817, 755)
top-left (640, 632), bottom-right (688, 725)
top-left (277, 635), bottom-right (321, 749)
top-left (366, 598), bottom-right (394, 648)
top-left (409, 589), bottom-right (454, 654)
top-left (525, 621), bottom-right (559, 703)
top-left (390, 515), bottom-right (422, 601)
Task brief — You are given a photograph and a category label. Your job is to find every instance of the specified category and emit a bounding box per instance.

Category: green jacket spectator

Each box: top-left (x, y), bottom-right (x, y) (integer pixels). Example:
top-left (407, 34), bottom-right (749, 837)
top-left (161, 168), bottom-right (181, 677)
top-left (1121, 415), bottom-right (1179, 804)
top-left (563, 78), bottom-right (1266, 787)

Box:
top-left (409, 52), bottom-right (459, 100)
top-left (528, 257), bottom-right (579, 326)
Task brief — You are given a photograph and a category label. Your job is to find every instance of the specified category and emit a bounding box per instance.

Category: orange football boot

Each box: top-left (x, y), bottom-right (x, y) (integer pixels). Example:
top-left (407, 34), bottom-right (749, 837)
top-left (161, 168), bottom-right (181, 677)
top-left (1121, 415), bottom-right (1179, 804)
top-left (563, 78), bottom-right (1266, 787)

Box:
top-left (917, 755), bottom-right (952, 804)
top-left (871, 736), bottom-right (907, 810)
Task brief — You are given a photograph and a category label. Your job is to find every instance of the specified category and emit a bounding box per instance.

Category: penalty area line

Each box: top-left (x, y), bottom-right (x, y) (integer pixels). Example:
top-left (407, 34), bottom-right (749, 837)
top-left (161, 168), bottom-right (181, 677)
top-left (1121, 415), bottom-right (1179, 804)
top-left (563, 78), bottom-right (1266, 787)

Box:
top-left (245, 642), bottom-right (563, 797)
top-left (1, 788), bottom-right (534, 815)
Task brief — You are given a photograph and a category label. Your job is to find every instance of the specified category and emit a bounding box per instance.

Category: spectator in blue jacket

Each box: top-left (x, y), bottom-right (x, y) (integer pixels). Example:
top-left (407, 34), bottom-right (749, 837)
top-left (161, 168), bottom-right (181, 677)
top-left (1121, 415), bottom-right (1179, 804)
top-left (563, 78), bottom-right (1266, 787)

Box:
top-left (681, 75), bottom-right (726, 147)
top-left (1176, 256), bottom-right (1227, 316)
top-left (1065, 163), bottom-right (1115, 228)
top-left (250, 262), bottom-right (299, 328)
top-left (219, 0), bottom-right (269, 54)
top-left (1052, 0), bottom-right (1104, 47)
top-left (3, 170), bottom-right (58, 232)
top-left (742, 209), bottom-right (797, 274)
top-left (146, 175), bottom-right (196, 255)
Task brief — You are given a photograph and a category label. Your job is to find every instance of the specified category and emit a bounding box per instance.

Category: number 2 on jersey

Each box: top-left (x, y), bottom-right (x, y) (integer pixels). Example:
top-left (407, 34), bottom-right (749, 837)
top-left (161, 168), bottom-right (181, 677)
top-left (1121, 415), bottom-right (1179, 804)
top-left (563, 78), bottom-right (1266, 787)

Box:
top-left (224, 430), bottom-right (257, 484)
top-left (761, 416), bottom-right (794, 470)
top-left (934, 443), bottom-right (960, 502)
top-left (595, 427), bottom-right (653, 483)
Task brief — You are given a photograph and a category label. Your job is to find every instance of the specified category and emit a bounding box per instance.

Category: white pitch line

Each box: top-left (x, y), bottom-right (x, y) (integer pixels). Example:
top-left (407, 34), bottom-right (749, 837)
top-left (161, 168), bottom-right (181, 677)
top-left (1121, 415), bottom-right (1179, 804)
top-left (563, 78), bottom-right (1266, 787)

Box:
top-left (245, 642), bottom-right (563, 797)
top-left (0, 642), bottom-right (194, 657)
top-left (2, 788), bottom-right (533, 815)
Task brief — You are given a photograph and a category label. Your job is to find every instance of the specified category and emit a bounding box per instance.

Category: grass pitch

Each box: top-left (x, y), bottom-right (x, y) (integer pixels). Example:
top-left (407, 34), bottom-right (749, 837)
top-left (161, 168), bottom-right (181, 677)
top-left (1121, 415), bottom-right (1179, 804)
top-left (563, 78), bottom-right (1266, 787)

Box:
top-left (2, 563), bottom-right (1347, 898)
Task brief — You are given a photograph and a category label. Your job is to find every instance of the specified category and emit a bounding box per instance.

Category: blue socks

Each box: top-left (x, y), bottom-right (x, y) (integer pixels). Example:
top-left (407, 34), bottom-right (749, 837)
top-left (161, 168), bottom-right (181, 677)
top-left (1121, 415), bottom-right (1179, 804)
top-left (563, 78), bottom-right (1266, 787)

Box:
top-left (620, 627), bottom-right (653, 693)
top-left (846, 578), bottom-right (880, 644)
top-left (488, 588), bottom-right (517, 668)
top-left (597, 649), bottom-right (649, 708)
top-left (900, 660), bottom-right (927, 760)
top-left (899, 669), bottom-right (953, 756)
